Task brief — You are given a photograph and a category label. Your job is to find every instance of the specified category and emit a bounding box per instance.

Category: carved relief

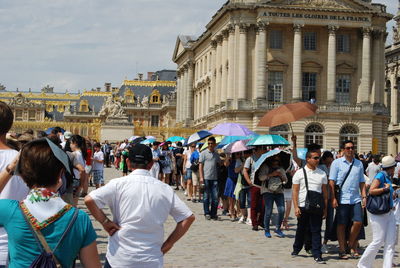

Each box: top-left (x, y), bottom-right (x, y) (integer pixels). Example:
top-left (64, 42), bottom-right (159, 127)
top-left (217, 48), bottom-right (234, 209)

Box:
top-left (286, 0), bottom-right (351, 9)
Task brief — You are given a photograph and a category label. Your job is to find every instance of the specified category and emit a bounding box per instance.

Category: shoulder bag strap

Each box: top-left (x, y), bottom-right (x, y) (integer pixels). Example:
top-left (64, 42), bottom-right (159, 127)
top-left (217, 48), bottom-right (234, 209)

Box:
top-left (339, 160), bottom-right (354, 190)
top-left (53, 208), bottom-right (79, 252)
top-left (302, 168), bottom-right (309, 192)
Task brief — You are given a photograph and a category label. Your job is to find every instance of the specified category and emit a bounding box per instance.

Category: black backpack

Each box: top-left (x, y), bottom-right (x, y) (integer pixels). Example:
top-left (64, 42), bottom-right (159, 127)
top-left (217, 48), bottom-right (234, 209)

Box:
top-left (20, 204), bottom-right (79, 268)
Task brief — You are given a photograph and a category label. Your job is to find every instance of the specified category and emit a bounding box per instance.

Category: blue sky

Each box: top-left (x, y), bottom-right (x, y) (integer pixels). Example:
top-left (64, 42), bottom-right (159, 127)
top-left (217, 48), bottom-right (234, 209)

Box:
top-left (0, 0), bottom-right (396, 92)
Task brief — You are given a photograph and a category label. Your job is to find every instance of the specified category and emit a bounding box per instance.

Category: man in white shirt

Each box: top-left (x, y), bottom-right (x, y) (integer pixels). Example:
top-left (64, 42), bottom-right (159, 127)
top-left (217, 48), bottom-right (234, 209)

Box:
top-left (92, 143), bottom-right (105, 188)
top-left (0, 101), bottom-right (29, 267)
top-left (365, 155), bottom-right (381, 185)
top-left (292, 149), bottom-right (328, 264)
top-left (85, 144), bottom-right (195, 268)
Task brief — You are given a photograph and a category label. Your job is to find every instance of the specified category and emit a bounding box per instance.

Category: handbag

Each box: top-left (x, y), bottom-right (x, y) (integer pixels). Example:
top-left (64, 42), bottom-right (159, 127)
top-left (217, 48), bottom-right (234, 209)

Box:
top-left (334, 160), bottom-right (354, 204)
top-left (20, 204), bottom-right (78, 268)
top-left (303, 168), bottom-right (324, 214)
top-left (366, 190), bottom-right (391, 215)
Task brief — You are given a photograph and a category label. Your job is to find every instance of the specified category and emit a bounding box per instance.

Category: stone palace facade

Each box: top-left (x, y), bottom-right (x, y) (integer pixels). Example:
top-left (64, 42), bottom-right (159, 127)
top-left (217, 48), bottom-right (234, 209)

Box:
top-left (173, 0), bottom-right (392, 153)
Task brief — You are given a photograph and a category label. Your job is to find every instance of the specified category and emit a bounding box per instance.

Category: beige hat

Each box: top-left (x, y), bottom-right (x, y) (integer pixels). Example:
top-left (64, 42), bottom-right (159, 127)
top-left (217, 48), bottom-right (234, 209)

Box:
top-left (381, 156), bottom-right (396, 169)
top-left (64, 131), bottom-right (72, 139)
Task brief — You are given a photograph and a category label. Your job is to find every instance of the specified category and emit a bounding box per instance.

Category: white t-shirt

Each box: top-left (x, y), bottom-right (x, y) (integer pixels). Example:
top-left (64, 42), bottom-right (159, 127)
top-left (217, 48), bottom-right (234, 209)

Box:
top-left (89, 169), bottom-right (193, 268)
top-left (366, 162), bottom-right (381, 182)
top-left (0, 149), bottom-right (29, 265)
top-left (183, 149), bottom-right (192, 169)
top-left (72, 150), bottom-right (85, 180)
top-left (92, 151), bottom-right (104, 171)
top-left (292, 166), bottom-right (328, 207)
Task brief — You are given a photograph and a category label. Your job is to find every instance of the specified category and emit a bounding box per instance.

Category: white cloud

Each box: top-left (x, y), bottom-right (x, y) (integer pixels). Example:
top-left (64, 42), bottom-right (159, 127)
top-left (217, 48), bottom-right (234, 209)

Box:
top-left (0, 0), bottom-right (397, 92)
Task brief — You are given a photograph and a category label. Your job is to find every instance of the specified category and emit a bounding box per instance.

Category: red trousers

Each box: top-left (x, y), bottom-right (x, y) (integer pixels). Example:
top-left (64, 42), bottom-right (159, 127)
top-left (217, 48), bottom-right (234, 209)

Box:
top-left (250, 186), bottom-right (265, 227)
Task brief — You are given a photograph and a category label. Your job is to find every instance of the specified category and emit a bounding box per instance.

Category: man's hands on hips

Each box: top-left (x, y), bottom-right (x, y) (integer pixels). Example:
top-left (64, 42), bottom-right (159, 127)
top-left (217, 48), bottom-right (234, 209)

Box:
top-left (161, 241), bottom-right (174, 255)
top-left (102, 219), bottom-right (121, 236)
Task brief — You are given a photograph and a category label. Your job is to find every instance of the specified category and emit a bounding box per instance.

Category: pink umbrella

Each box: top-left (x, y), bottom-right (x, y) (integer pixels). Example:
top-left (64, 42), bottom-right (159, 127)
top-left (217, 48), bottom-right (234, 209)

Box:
top-left (224, 140), bottom-right (253, 154)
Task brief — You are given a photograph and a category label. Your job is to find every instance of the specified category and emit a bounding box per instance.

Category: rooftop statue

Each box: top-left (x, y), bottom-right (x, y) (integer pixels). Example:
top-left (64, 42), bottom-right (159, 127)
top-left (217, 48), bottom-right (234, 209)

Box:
top-left (99, 95), bottom-right (126, 119)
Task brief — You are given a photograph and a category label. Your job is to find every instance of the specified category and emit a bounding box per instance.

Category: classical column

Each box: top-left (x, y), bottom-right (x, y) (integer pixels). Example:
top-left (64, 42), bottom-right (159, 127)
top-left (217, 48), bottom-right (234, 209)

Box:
top-left (215, 35), bottom-right (223, 107)
top-left (210, 40), bottom-right (217, 110)
top-left (391, 74), bottom-right (398, 125)
top-left (326, 25), bottom-right (338, 103)
top-left (176, 72), bottom-right (182, 122)
top-left (221, 30), bottom-right (229, 105)
top-left (182, 66), bottom-right (188, 121)
top-left (371, 30), bottom-right (383, 104)
top-left (358, 27), bottom-right (372, 103)
top-left (202, 89), bottom-right (206, 118)
top-left (238, 24), bottom-right (248, 100)
top-left (227, 25), bottom-right (235, 100)
top-left (255, 22), bottom-right (268, 100)
top-left (187, 62), bottom-right (194, 121)
top-left (292, 24), bottom-right (303, 101)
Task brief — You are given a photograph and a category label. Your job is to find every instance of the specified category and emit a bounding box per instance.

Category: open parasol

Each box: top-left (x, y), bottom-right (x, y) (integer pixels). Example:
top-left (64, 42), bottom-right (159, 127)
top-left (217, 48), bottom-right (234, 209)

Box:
top-left (257, 102), bottom-right (318, 134)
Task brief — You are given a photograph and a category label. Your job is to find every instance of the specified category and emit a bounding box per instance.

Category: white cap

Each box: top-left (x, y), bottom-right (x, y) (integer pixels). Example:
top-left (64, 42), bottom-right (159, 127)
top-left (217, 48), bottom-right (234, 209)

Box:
top-left (381, 156), bottom-right (396, 169)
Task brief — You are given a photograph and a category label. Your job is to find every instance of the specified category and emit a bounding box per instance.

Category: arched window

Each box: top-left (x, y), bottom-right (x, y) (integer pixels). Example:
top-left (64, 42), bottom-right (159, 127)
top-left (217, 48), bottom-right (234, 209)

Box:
top-left (340, 124), bottom-right (359, 152)
top-left (305, 124), bottom-right (324, 146)
top-left (269, 124), bottom-right (289, 140)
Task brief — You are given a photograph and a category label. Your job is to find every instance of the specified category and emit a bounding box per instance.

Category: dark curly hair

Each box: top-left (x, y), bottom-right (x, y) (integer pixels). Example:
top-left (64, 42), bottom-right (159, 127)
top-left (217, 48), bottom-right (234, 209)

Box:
top-left (17, 139), bottom-right (64, 188)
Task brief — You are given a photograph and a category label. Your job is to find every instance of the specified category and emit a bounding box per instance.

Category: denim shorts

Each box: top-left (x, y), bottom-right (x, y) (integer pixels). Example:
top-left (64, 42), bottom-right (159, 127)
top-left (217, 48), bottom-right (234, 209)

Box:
top-left (336, 202), bottom-right (363, 225)
top-left (93, 170), bottom-right (104, 185)
top-left (185, 169), bottom-right (192, 181)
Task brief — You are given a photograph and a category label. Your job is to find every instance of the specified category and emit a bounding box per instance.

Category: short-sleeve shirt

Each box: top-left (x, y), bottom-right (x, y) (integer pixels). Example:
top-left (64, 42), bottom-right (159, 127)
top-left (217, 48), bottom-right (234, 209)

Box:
top-left (366, 162), bottom-right (381, 183)
top-left (329, 157), bottom-right (365, 204)
top-left (183, 149), bottom-right (192, 169)
top-left (72, 150), bottom-right (85, 180)
top-left (199, 149), bottom-right (220, 181)
top-left (88, 169), bottom-right (192, 268)
top-left (293, 166), bottom-right (328, 207)
top-left (244, 155), bottom-right (261, 183)
top-left (0, 200), bottom-right (96, 268)
top-left (374, 171), bottom-right (394, 208)
top-left (92, 151), bottom-right (104, 171)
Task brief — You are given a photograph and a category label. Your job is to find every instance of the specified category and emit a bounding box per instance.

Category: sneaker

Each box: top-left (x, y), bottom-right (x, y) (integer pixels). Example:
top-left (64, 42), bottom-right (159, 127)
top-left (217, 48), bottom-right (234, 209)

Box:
top-left (274, 229), bottom-right (285, 238)
top-left (184, 191), bottom-right (187, 196)
top-left (306, 249), bottom-right (313, 256)
top-left (321, 244), bottom-right (329, 254)
top-left (246, 218), bottom-right (252, 226)
top-left (192, 199), bottom-right (197, 203)
top-left (205, 215), bottom-right (211, 220)
top-left (291, 251), bottom-right (299, 257)
top-left (211, 216), bottom-right (221, 221)
top-left (264, 231), bottom-right (272, 238)
top-left (314, 257), bottom-right (326, 264)
top-left (238, 216), bottom-right (245, 224)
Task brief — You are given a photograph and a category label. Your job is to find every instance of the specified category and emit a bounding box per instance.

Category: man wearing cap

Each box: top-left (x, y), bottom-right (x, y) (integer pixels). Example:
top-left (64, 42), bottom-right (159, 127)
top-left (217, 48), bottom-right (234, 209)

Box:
top-left (85, 144), bottom-right (195, 268)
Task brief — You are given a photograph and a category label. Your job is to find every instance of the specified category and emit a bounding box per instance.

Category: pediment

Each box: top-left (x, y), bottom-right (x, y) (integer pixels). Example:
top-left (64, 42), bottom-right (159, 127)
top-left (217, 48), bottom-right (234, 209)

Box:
top-left (337, 61), bottom-right (356, 70)
top-left (267, 59), bottom-right (288, 66)
top-left (172, 35), bottom-right (196, 62)
top-left (270, 0), bottom-right (375, 12)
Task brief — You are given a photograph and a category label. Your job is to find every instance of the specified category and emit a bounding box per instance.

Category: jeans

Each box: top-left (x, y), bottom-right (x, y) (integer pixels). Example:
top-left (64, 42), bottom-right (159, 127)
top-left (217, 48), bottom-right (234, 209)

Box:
top-left (250, 186), bottom-right (264, 227)
top-left (239, 187), bottom-right (251, 209)
top-left (263, 192), bottom-right (285, 232)
top-left (203, 180), bottom-right (218, 217)
top-left (358, 211), bottom-right (396, 268)
top-left (293, 207), bottom-right (323, 258)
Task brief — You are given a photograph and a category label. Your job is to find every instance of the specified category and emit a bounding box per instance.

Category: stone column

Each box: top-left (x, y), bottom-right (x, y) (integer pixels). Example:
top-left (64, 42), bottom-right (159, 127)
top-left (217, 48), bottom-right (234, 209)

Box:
top-left (187, 62), bottom-right (194, 121)
top-left (215, 35), bottom-right (223, 107)
top-left (391, 74), bottom-right (398, 125)
top-left (202, 89), bottom-right (206, 118)
top-left (182, 66), bottom-right (188, 121)
top-left (221, 30), bottom-right (229, 105)
top-left (371, 30), bottom-right (383, 104)
top-left (255, 22), bottom-right (268, 100)
top-left (238, 24), bottom-right (248, 100)
top-left (227, 25), bottom-right (235, 100)
top-left (358, 27), bottom-right (372, 103)
top-left (210, 40), bottom-right (217, 110)
top-left (292, 24), bottom-right (303, 101)
top-left (176, 72), bottom-right (182, 122)
top-left (326, 25), bottom-right (338, 103)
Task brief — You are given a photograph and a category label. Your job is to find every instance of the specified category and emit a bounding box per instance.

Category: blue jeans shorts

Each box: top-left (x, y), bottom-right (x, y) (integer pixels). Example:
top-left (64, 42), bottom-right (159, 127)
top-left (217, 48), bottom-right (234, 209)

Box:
top-left (336, 202), bottom-right (363, 225)
top-left (92, 170), bottom-right (104, 185)
top-left (184, 169), bottom-right (192, 181)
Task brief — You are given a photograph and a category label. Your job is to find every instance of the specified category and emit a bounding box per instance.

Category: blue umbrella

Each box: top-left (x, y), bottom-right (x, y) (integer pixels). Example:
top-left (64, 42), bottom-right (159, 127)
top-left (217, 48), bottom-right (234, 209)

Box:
top-left (45, 127), bottom-right (66, 135)
top-left (246, 134), bottom-right (289, 146)
top-left (186, 130), bottom-right (212, 145)
top-left (140, 138), bottom-right (156, 145)
top-left (218, 134), bottom-right (259, 147)
top-left (253, 149), bottom-right (292, 187)
top-left (166, 136), bottom-right (184, 142)
top-left (297, 148), bottom-right (308, 160)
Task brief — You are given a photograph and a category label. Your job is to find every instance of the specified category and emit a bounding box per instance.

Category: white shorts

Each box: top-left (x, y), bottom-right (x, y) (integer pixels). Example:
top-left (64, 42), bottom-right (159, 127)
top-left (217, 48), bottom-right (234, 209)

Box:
top-left (284, 188), bottom-right (292, 201)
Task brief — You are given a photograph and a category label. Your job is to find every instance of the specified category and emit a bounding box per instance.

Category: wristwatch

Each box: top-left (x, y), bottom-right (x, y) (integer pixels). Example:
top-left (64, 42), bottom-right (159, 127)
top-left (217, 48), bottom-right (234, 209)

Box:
top-left (5, 165), bottom-right (14, 176)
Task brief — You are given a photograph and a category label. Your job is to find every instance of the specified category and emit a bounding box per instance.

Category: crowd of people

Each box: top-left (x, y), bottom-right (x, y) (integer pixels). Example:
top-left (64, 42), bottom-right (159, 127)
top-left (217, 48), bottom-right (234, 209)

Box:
top-left (0, 97), bottom-right (400, 267)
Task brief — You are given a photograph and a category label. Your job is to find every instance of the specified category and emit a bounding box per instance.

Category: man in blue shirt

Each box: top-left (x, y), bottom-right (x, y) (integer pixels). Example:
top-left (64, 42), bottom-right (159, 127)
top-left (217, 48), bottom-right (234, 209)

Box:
top-left (329, 140), bottom-right (366, 259)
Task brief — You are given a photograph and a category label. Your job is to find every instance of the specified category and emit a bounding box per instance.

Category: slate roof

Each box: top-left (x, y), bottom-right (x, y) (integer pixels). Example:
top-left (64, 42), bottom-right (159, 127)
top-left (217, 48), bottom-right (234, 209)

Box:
top-left (119, 85), bottom-right (175, 99)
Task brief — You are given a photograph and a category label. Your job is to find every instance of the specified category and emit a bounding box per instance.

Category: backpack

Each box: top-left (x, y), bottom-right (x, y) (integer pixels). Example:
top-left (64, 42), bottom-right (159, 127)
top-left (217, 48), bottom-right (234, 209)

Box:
top-left (20, 204), bottom-right (79, 268)
top-left (190, 151), bottom-right (200, 172)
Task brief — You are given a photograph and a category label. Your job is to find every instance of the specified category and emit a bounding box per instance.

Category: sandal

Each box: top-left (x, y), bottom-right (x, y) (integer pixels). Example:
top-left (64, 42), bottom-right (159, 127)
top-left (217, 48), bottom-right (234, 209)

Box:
top-left (339, 251), bottom-right (349, 260)
top-left (282, 219), bottom-right (289, 230)
top-left (350, 250), bottom-right (360, 259)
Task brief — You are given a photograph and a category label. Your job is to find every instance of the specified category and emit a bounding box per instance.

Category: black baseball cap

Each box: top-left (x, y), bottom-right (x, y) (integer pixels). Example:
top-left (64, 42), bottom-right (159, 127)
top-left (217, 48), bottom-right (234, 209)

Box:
top-left (128, 144), bottom-right (153, 164)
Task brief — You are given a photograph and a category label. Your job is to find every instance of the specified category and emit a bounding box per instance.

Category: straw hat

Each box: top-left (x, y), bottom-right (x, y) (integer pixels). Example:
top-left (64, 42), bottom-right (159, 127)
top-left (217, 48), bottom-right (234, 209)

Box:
top-left (381, 156), bottom-right (396, 169)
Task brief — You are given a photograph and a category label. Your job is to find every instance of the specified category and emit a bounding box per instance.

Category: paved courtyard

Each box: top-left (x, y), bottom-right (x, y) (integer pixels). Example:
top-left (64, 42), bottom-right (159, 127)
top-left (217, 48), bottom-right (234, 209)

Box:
top-left (77, 167), bottom-right (398, 268)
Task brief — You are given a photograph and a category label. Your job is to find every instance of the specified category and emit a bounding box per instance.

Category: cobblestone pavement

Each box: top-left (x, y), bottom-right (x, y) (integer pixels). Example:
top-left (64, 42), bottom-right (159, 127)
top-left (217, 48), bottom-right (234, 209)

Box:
top-left (77, 167), bottom-right (397, 268)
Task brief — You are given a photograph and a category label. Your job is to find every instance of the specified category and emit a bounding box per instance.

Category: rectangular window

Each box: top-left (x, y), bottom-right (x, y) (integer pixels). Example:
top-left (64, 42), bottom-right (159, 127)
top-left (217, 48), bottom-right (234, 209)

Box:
top-left (304, 32), bottom-right (317, 51)
top-left (15, 110), bottom-right (23, 121)
top-left (337, 34), bottom-right (350, 53)
top-left (269, 30), bottom-right (283, 49)
top-left (151, 115), bottom-right (159, 127)
top-left (28, 110), bottom-right (36, 121)
top-left (336, 74), bottom-right (351, 104)
top-left (302, 72), bottom-right (317, 101)
top-left (268, 71), bottom-right (283, 103)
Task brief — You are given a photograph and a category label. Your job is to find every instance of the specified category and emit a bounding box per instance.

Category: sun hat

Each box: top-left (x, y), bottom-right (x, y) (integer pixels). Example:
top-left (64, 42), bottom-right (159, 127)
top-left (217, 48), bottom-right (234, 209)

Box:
top-left (64, 131), bottom-right (72, 139)
top-left (381, 156), bottom-right (396, 169)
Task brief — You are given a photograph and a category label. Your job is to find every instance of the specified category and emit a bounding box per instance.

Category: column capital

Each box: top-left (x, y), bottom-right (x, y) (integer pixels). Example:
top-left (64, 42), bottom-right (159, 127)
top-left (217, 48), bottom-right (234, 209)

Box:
top-left (239, 23), bottom-right (250, 33)
top-left (372, 29), bottom-right (385, 39)
top-left (362, 27), bottom-right (373, 37)
top-left (222, 29), bottom-right (229, 39)
top-left (293, 24), bottom-right (304, 33)
top-left (228, 23), bottom-right (236, 34)
top-left (216, 34), bottom-right (223, 44)
top-left (256, 21), bottom-right (269, 33)
top-left (211, 39), bottom-right (218, 49)
top-left (328, 25), bottom-right (339, 35)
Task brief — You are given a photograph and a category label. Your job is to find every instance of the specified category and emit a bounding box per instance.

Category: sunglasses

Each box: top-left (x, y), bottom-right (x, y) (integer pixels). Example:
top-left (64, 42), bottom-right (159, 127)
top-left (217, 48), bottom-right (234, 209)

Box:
top-left (345, 146), bottom-right (354, 150)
